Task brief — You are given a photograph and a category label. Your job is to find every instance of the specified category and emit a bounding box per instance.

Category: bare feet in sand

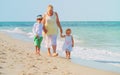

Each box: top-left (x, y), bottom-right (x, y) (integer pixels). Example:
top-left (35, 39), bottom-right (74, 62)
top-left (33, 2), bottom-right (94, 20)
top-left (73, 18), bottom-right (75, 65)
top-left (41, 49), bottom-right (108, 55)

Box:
top-left (52, 53), bottom-right (58, 57)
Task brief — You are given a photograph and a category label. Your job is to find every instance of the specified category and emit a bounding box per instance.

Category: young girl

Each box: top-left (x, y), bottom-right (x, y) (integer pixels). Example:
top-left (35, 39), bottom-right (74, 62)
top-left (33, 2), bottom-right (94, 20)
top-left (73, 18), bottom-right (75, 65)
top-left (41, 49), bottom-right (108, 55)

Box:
top-left (61, 28), bottom-right (74, 59)
top-left (32, 15), bottom-right (43, 55)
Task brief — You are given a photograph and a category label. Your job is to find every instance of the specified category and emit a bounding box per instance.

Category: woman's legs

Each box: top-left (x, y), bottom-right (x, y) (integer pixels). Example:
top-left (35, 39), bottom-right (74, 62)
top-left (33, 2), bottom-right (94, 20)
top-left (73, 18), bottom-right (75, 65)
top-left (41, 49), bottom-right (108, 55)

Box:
top-left (51, 35), bottom-right (58, 56)
top-left (46, 35), bottom-right (58, 56)
top-left (52, 45), bottom-right (56, 53)
top-left (46, 35), bottom-right (51, 56)
top-left (48, 48), bottom-right (51, 56)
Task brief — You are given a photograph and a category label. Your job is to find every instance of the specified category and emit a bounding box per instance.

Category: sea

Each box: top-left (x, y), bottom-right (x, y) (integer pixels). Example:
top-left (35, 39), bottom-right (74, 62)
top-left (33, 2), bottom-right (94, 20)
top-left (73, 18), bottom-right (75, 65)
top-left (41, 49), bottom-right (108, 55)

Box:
top-left (0, 21), bottom-right (120, 73)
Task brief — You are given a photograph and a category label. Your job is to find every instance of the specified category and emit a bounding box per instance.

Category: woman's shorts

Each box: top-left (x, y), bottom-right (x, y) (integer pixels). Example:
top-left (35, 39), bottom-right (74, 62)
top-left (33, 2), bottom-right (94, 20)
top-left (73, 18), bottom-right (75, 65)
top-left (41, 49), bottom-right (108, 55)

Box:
top-left (45, 35), bottom-right (57, 48)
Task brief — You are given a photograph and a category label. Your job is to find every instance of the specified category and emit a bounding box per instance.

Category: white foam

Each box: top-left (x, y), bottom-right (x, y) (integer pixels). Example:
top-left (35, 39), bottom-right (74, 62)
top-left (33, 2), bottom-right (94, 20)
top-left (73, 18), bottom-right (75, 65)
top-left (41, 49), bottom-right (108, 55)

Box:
top-left (72, 47), bottom-right (120, 62)
top-left (27, 32), bottom-right (34, 38)
top-left (110, 63), bottom-right (120, 68)
top-left (1, 27), bottom-right (26, 34)
top-left (1, 27), bottom-right (35, 38)
top-left (57, 38), bottom-right (120, 63)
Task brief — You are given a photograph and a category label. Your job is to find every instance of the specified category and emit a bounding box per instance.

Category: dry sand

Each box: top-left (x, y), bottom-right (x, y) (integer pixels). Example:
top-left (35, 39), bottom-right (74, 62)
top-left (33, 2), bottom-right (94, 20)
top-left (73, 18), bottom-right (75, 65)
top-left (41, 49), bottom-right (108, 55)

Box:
top-left (0, 32), bottom-right (120, 75)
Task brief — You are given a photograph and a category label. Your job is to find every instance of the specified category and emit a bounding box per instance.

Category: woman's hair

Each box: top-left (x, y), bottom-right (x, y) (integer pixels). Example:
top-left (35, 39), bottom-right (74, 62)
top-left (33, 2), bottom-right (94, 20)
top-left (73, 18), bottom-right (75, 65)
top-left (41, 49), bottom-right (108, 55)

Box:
top-left (66, 28), bottom-right (71, 33)
top-left (48, 5), bottom-right (53, 9)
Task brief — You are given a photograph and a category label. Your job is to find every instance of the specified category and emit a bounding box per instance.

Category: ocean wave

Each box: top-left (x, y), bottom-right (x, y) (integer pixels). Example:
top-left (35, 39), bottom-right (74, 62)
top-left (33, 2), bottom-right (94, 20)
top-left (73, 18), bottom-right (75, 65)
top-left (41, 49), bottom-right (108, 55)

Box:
top-left (27, 32), bottom-right (34, 38)
top-left (71, 47), bottom-right (120, 62)
top-left (56, 39), bottom-right (120, 64)
top-left (1, 27), bottom-right (26, 34)
top-left (1, 27), bottom-right (34, 38)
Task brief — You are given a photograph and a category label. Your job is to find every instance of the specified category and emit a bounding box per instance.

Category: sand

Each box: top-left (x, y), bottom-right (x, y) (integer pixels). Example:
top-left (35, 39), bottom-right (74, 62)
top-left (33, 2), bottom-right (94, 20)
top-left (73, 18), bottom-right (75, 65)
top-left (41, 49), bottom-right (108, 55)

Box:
top-left (0, 32), bottom-right (120, 75)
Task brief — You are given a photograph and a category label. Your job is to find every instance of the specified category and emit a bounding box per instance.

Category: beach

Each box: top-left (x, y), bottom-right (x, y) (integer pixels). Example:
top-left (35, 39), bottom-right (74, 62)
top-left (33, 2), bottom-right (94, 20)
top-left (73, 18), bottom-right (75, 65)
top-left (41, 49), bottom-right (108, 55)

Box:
top-left (0, 32), bottom-right (120, 75)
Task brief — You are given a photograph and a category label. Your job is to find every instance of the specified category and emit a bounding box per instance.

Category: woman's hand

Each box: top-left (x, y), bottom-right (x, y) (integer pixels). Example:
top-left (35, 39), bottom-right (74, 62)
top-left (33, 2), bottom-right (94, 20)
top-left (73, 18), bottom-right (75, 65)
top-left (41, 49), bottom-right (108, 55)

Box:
top-left (60, 29), bottom-right (63, 34)
top-left (60, 33), bottom-right (62, 37)
top-left (44, 29), bottom-right (47, 33)
top-left (60, 33), bottom-right (65, 38)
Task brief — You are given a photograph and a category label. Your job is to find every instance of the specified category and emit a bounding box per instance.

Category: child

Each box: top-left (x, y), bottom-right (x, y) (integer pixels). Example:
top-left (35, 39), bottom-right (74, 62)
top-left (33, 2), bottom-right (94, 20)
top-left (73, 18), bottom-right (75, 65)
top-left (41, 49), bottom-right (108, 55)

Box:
top-left (61, 28), bottom-right (74, 59)
top-left (32, 15), bottom-right (43, 55)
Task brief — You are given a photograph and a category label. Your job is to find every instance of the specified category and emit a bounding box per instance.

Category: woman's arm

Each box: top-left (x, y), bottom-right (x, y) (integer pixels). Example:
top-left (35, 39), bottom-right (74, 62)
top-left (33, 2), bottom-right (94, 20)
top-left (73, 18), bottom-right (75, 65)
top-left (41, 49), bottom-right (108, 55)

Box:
top-left (55, 12), bottom-right (63, 34)
top-left (72, 36), bottom-right (74, 47)
top-left (42, 14), bottom-right (47, 33)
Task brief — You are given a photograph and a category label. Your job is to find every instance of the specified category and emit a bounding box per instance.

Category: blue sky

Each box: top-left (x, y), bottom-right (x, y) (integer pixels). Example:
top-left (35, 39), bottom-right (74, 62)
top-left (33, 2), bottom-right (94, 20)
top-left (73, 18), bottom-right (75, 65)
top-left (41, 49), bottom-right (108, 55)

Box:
top-left (0, 0), bottom-right (120, 21)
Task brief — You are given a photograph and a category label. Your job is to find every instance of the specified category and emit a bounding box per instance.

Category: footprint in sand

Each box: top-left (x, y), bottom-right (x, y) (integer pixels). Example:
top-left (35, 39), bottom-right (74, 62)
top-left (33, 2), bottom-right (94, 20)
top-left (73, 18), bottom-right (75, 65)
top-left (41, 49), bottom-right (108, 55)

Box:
top-left (47, 61), bottom-right (51, 63)
top-left (0, 57), bottom-right (6, 60)
top-left (0, 61), bottom-right (6, 63)
top-left (0, 66), bottom-right (3, 69)
top-left (0, 72), bottom-right (3, 75)
top-left (53, 66), bottom-right (57, 69)
top-left (43, 71), bottom-right (51, 75)
top-left (0, 52), bottom-right (6, 55)
top-left (63, 71), bottom-right (72, 75)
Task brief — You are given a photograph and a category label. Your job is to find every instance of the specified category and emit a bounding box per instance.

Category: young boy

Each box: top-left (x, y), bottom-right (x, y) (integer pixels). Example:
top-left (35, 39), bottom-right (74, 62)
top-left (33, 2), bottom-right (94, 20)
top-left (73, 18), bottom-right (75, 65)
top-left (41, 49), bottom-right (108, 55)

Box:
top-left (32, 15), bottom-right (43, 55)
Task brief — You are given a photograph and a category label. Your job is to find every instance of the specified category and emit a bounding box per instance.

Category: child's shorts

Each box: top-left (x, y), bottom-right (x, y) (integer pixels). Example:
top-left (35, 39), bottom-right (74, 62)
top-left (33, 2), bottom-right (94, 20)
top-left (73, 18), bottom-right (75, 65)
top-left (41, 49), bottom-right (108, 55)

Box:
top-left (34, 36), bottom-right (43, 48)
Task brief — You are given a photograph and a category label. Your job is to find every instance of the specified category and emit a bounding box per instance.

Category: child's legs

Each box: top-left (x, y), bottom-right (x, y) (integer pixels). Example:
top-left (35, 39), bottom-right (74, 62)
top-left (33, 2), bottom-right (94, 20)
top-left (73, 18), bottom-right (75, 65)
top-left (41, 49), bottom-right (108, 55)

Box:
top-left (68, 51), bottom-right (71, 59)
top-left (65, 49), bottom-right (71, 59)
top-left (37, 47), bottom-right (40, 55)
top-left (65, 51), bottom-right (67, 58)
top-left (34, 36), bottom-right (39, 54)
top-left (35, 46), bottom-right (37, 54)
top-left (37, 37), bottom-right (43, 54)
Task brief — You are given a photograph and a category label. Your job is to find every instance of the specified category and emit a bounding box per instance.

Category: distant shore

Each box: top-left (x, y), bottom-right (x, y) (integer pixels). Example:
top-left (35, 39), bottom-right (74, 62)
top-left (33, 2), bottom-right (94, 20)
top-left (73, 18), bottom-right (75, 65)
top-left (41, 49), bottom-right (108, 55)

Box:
top-left (0, 32), bottom-right (120, 75)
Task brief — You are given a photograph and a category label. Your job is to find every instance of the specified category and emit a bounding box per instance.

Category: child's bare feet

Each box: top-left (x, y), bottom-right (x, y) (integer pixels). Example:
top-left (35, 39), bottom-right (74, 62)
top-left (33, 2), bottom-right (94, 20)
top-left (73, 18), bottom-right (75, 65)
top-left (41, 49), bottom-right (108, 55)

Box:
top-left (37, 52), bottom-right (40, 56)
top-left (35, 51), bottom-right (38, 55)
top-left (67, 55), bottom-right (71, 59)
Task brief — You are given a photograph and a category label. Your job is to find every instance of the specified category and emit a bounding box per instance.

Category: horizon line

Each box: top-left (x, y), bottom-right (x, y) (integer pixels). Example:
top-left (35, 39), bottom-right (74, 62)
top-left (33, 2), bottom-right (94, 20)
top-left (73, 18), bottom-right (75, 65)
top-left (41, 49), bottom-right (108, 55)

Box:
top-left (0, 20), bottom-right (120, 22)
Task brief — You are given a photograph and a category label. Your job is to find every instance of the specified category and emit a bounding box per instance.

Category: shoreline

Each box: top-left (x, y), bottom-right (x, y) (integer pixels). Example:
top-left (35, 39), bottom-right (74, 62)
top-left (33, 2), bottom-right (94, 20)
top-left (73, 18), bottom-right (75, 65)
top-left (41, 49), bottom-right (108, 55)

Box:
top-left (0, 32), bottom-right (120, 75)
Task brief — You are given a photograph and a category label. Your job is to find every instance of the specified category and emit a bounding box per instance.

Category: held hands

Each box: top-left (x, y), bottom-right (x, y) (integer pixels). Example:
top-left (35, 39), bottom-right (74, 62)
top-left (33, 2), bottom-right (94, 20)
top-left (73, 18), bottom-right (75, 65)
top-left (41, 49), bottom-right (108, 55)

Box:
top-left (36, 34), bottom-right (38, 37)
top-left (60, 29), bottom-right (63, 34)
top-left (60, 33), bottom-right (62, 37)
top-left (60, 33), bottom-right (65, 38)
top-left (36, 34), bottom-right (39, 38)
top-left (44, 29), bottom-right (47, 34)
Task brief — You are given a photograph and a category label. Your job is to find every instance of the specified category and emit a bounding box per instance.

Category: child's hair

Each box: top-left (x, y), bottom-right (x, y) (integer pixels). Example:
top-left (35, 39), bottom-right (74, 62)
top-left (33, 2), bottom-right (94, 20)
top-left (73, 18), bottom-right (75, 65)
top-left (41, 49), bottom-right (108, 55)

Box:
top-left (66, 28), bottom-right (71, 34)
top-left (36, 15), bottom-right (42, 20)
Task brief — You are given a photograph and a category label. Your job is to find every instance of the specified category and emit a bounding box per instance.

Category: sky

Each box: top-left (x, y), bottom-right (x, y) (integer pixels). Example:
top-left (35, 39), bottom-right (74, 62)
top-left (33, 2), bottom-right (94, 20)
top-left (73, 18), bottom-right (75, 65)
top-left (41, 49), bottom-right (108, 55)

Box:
top-left (0, 0), bottom-right (120, 21)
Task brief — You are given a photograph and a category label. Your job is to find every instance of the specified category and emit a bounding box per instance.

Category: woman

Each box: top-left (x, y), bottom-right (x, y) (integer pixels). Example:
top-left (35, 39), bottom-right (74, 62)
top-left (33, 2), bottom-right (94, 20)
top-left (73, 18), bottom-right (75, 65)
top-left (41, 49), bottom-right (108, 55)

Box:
top-left (43, 5), bottom-right (63, 56)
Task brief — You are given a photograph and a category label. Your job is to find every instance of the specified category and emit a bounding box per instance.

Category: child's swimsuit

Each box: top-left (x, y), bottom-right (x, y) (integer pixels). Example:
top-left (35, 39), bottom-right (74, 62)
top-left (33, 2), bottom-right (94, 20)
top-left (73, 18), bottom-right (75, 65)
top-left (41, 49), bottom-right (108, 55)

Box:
top-left (63, 35), bottom-right (72, 52)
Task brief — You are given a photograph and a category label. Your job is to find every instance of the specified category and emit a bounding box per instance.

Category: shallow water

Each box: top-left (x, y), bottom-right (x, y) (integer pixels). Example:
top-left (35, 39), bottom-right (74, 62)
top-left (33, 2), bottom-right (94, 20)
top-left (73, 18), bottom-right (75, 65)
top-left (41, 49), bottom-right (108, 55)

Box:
top-left (0, 21), bottom-right (120, 73)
